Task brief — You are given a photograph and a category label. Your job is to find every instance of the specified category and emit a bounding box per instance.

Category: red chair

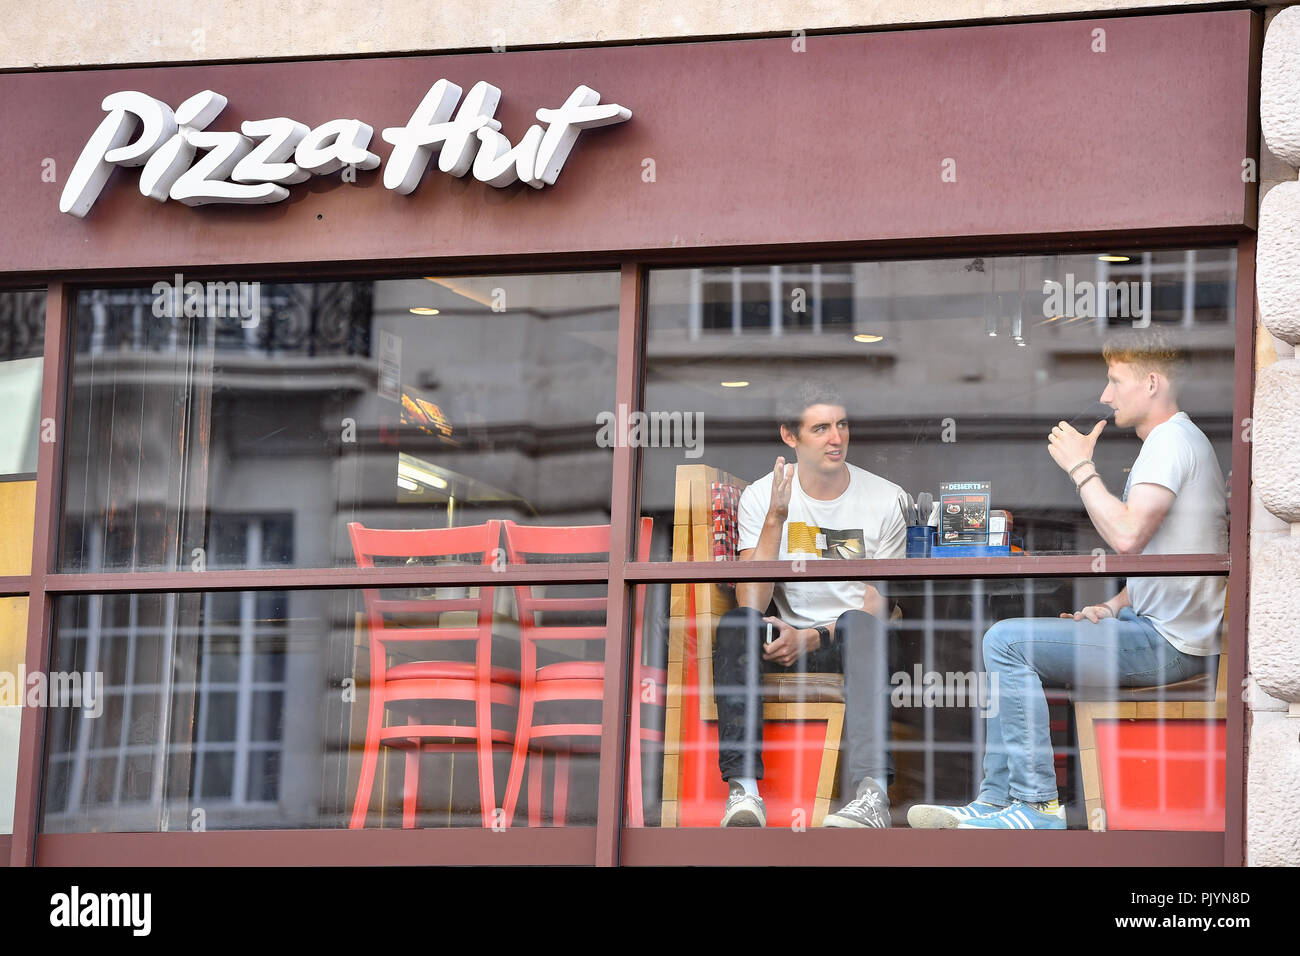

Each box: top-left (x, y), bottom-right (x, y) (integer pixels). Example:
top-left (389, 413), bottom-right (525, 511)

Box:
top-left (500, 518), bottom-right (661, 826)
top-left (347, 521), bottom-right (516, 829)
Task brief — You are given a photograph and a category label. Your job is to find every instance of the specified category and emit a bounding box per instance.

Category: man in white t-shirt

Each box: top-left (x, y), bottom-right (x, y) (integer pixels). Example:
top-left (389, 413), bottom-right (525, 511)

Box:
top-left (717, 383), bottom-right (907, 828)
top-left (909, 330), bottom-right (1226, 831)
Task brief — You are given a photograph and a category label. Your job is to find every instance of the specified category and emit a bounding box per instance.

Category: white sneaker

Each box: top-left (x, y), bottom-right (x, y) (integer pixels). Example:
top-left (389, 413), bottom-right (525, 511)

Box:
top-left (720, 783), bottom-right (766, 827)
top-left (907, 800), bottom-right (1005, 829)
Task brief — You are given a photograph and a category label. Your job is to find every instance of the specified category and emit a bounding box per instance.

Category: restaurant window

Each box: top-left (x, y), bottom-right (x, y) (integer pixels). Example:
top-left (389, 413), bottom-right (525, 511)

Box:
top-left (29, 248), bottom-right (1243, 846)
top-left (0, 288), bottom-right (44, 576)
top-left (58, 272), bottom-right (620, 572)
top-left (43, 271), bottom-right (621, 832)
top-left (631, 575), bottom-right (1229, 832)
top-left (41, 579), bottom-right (612, 831)
top-left (39, 587), bottom-right (290, 823)
top-left (632, 248), bottom-right (1234, 832)
top-left (1, 596), bottom-right (29, 835)
top-left (642, 250), bottom-right (1234, 560)
top-left (0, 288), bottom-right (43, 835)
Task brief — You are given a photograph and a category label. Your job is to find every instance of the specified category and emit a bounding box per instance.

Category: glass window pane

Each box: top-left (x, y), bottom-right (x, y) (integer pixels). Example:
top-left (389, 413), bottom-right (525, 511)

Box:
top-left (0, 289), bottom-right (45, 576)
top-left (631, 575), bottom-right (1228, 832)
top-left (640, 249), bottom-right (1235, 561)
top-left (42, 579), bottom-right (611, 831)
top-left (58, 273), bottom-right (619, 572)
top-left (0, 596), bottom-right (30, 834)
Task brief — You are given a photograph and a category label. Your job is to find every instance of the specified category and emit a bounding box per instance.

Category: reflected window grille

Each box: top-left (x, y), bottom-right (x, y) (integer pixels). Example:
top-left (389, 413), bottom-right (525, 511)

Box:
top-left (691, 265), bottom-right (855, 336)
top-left (0, 289), bottom-right (45, 361)
top-left (44, 516), bottom-right (291, 822)
top-left (1093, 250), bottom-right (1235, 328)
top-left (191, 590), bottom-right (288, 806)
top-left (193, 514), bottom-right (292, 805)
top-left (77, 283), bottom-right (373, 357)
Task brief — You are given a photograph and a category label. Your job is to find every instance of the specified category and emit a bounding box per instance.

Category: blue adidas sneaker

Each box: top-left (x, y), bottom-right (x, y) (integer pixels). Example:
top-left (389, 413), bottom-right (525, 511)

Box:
top-left (906, 801), bottom-right (1005, 829)
top-left (956, 800), bottom-right (1066, 829)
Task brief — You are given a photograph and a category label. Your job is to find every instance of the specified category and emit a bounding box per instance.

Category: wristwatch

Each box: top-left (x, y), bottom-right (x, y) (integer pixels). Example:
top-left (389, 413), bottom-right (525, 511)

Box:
top-left (814, 624), bottom-right (831, 647)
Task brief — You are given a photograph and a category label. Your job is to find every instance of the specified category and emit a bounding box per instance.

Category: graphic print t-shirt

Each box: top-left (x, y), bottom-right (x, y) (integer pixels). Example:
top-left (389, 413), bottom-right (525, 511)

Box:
top-left (736, 462), bottom-right (907, 628)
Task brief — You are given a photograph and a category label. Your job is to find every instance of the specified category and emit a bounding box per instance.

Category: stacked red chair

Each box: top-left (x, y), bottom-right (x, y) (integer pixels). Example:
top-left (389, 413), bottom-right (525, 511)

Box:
top-left (500, 518), bottom-right (660, 826)
top-left (348, 521), bottom-right (517, 829)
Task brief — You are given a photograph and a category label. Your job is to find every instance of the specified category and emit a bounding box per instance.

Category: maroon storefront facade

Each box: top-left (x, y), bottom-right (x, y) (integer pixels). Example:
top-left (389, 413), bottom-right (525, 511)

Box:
top-left (0, 8), bottom-right (1258, 865)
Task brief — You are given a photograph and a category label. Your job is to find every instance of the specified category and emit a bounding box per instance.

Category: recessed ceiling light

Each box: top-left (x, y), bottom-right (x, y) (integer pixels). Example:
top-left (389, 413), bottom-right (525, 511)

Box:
top-left (409, 307), bottom-right (441, 315)
top-left (398, 460), bottom-right (449, 490)
top-left (853, 333), bottom-right (884, 343)
top-left (1098, 255), bottom-right (1130, 263)
top-left (720, 381), bottom-right (750, 388)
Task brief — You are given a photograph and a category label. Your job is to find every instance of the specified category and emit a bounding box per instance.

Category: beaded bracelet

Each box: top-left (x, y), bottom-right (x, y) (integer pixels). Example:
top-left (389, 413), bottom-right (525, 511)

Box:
top-left (1068, 459), bottom-right (1095, 480)
top-left (1076, 472), bottom-right (1100, 494)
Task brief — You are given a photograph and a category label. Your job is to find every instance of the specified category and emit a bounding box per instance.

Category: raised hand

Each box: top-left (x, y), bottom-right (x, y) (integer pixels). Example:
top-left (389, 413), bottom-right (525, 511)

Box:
top-left (768, 456), bottom-right (795, 522)
top-left (1048, 419), bottom-right (1106, 474)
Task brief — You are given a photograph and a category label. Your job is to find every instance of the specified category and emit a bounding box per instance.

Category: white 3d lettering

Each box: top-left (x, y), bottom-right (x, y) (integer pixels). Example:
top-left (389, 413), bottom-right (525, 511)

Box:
top-left (60, 81), bottom-right (631, 217)
top-left (139, 90), bottom-right (228, 201)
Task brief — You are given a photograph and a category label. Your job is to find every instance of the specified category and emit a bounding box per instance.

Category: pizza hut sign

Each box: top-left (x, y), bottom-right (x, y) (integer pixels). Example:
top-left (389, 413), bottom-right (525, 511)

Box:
top-left (59, 80), bottom-right (631, 217)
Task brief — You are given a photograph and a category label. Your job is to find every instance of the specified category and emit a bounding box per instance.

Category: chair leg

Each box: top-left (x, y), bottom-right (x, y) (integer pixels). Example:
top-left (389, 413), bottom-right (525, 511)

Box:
top-left (402, 718), bottom-right (423, 829)
top-left (553, 752), bottom-right (570, 827)
top-left (529, 748), bottom-right (545, 827)
top-left (476, 696), bottom-right (497, 830)
top-left (402, 744), bottom-right (420, 829)
top-left (349, 691), bottom-right (387, 829)
top-left (628, 733), bottom-right (644, 828)
top-left (1075, 701), bottom-right (1107, 831)
top-left (502, 690), bottom-right (535, 827)
top-left (1062, 699), bottom-right (1083, 830)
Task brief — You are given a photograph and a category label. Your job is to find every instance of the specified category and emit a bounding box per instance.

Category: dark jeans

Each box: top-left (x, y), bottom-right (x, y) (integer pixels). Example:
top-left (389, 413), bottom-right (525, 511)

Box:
top-left (712, 605), bottom-right (893, 789)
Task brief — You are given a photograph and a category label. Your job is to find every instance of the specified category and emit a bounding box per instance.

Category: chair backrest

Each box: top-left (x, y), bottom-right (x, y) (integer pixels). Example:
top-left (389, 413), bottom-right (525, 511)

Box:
top-left (667, 464), bottom-right (749, 724)
top-left (347, 521), bottom-right (503, 644)
top-left (501, 518), bottom-right (653, 647)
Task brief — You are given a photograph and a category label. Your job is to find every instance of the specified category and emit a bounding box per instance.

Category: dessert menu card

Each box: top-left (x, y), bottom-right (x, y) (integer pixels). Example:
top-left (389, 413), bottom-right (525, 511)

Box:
top-left (939, 481), bottom-right (991, 545)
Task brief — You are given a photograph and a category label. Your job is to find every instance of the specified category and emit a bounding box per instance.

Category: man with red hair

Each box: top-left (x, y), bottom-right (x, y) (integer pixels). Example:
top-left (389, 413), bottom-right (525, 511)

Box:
top-left (910, 330), bottom-right (1227, 830)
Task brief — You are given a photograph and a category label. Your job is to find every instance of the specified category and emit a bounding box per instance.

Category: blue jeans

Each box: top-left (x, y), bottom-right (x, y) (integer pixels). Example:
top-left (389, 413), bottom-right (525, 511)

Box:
top-left (978, 608), bottom-right (1214, 805)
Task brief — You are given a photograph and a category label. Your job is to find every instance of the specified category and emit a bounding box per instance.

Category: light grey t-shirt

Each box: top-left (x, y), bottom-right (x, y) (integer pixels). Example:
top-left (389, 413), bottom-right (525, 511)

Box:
top-left (736, 462), bottom-right (907, 628)
top-left (1122, 411), bottom-right (1227, 656)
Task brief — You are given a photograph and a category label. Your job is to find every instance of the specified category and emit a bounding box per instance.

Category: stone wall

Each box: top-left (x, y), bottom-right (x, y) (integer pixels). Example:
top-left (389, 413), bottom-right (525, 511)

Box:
top-left (1249, 4), bottom-right (1300, 867)
top-left (0, 0), bottom-right (1259, 70)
